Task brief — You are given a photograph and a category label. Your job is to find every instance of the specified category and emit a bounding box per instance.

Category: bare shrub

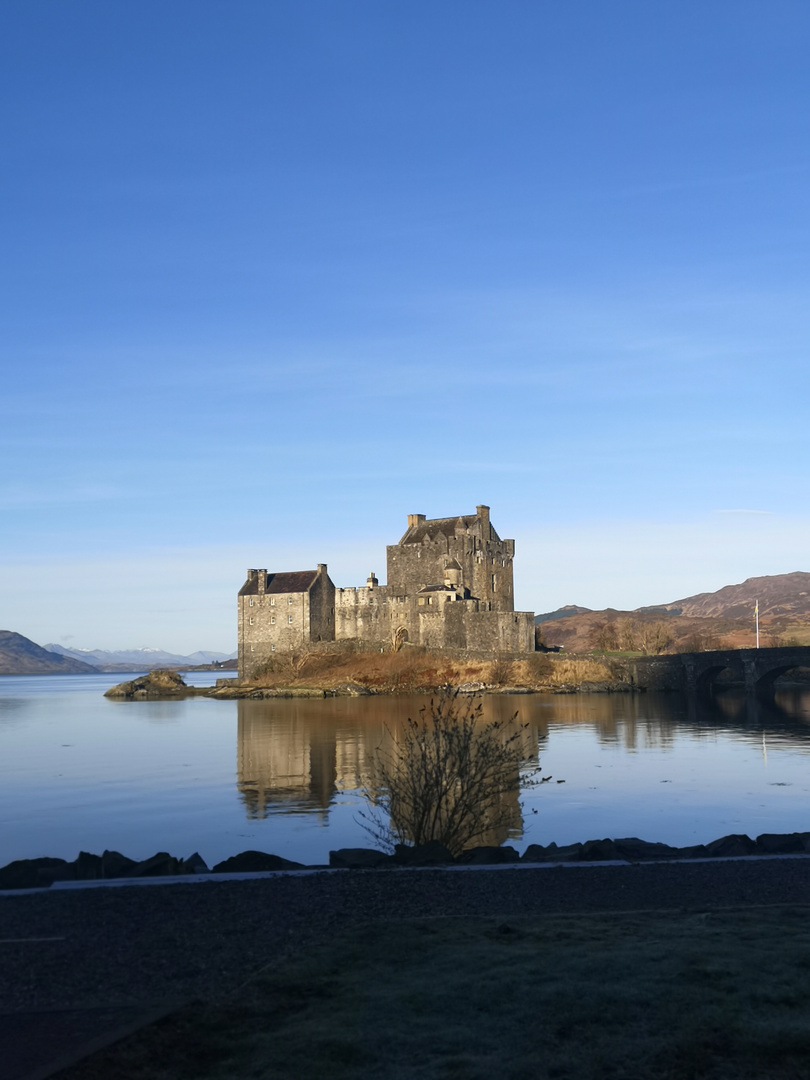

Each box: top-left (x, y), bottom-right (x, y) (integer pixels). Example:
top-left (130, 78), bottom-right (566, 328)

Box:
top-left (635, 620), bottom-right (674, 656)
top-left (592, 621), bottom-right (619, 651)
top-left (489, 657), bottom-right (515, 686)
top-left (676, 633), bottom-right (719, 654)
top-left (519, 654), bottom-right (554, 684)
top-left (358, 690), bottom-right (544, 855)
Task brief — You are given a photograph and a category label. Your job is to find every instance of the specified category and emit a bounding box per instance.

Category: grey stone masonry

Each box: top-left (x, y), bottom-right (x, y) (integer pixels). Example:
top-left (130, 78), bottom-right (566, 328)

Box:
top-left (238, 507), bottom-right (535, 679)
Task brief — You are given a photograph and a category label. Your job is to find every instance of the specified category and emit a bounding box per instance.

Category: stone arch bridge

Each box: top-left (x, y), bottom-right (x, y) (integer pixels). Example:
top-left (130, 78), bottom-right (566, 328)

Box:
top-left (631, 646), bottom-right (810, 697)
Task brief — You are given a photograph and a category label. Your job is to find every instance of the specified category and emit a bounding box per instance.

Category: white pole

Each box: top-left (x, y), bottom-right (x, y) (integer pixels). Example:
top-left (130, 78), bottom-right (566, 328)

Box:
top-left (755, 600), bottom-right (759, 649)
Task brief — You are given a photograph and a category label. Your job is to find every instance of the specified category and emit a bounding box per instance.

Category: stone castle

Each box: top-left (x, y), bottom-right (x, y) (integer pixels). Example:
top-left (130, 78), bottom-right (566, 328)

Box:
top-left (238, 505), bottom-right (535, 679)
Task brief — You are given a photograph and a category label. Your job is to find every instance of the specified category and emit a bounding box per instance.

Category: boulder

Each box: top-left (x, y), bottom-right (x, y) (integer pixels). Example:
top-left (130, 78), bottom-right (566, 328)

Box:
top-left (331, 682), bottom-right (374, 696)
top-left (0, 857), bottom-right (69, 890)
top-left (212, 851), bottom-right (304, 873)
top-left (457, 846), bottom-right (520, 865)
top-left (755, 832), bottom-right (810, 855)
top-left (183, 852), bottom-right (211, 874)
top-left (104, 670), bottom-right (189, 699)
top-left (613, 837), bottom-right (679, 861)
top-left (101, 849), bottom-right (139, 878)
top-left (127, 852), bottom-right (181, 877)
top-left (581, 838), bottom-right (621, 861)
top-left (392, 841), bottom-right (455, 866)
top-left (329, 848), bottom-right (393, 869)
top-left (676, 844), bottom-right (709, 860)
top-left (520, 844), bottom-right (549, 862)
top-left (539, 842), bottom-right (584, 862)
top-left (704, 834), bottom-right (757, 858)
top-left (73, 851), bottom-right (104, 880)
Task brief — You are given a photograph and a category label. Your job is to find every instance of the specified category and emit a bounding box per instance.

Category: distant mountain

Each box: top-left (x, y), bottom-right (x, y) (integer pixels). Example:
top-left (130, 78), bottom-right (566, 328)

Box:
top-left (537, 572), bottom-right (810, 653)
top-left (534, 605), bottom-right (593, 625)
top-left (44, 644), bottom-right (238, 672)
top-left (0, 632), bottom-right (100, 675)
top-left (661, 572), bottom-right (810, 621)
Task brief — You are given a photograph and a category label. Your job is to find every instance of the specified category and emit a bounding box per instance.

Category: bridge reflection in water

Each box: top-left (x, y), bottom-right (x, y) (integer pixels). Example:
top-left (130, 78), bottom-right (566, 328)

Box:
top-left (234, 689), bottom-right (810, 849)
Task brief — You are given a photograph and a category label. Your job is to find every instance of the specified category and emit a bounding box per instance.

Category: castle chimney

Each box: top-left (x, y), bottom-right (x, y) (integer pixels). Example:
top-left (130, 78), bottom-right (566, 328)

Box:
top-left (476, 505), bottom-right (490, 528)
top-left (367, 571), bottom-right (378, 587)
top-left (247, 569), bottom-right (257, 582)
top-left (407, 513), bottom-right (426, 528)
top-left (257, 569), bottom-right (267, 594)
top-left (317, 563), bottom-right (327, 577)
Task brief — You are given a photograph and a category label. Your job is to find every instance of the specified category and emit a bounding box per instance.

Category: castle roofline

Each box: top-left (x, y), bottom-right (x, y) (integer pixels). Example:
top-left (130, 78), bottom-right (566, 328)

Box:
top-left (397, 510), bottom-right (502, 545)
top-left (239, 569), bottom-right (322, 596)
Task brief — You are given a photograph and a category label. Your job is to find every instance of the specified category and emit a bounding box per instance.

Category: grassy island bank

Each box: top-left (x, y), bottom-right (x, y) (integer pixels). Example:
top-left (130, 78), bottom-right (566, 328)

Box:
top-left (106, 651), bottom-right (638, 699)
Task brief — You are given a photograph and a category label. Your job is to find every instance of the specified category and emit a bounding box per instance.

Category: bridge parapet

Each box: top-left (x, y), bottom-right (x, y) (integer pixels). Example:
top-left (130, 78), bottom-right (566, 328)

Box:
top-left (632, 646), bottom-right (810, 696)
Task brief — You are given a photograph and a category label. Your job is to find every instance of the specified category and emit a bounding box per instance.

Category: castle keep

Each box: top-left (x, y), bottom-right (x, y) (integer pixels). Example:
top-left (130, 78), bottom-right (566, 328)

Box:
top-left (238, 505), bottom-right (535, 679)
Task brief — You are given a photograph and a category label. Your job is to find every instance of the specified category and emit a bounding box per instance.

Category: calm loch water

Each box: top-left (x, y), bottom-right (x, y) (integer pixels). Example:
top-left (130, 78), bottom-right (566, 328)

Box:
top-left (1, 673), bottom-right (809, 869)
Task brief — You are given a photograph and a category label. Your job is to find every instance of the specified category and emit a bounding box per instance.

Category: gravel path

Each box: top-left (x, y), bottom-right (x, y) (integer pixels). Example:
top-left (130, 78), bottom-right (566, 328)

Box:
top-left (2, 858), bottom-right (809, 1014)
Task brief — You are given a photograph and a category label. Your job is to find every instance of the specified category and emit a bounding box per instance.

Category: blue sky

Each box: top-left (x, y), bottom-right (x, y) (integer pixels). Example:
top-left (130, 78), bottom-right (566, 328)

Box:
top-left (2, 2), bottom-right (809, 653)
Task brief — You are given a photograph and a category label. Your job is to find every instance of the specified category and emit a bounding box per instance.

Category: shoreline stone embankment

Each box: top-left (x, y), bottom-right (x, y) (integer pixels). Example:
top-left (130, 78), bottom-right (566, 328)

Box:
top-left (3, 831), bottom-right (810, 891)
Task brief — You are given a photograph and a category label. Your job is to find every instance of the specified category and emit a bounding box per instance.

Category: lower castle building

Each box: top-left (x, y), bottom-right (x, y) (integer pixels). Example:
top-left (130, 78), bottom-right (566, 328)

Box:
top-left (238, 505), bottom-right (535, 679)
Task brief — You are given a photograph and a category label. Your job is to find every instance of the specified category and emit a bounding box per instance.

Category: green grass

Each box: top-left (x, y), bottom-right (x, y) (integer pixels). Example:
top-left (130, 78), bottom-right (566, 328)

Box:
top-left (64, 907), bottom-right (810, 1079)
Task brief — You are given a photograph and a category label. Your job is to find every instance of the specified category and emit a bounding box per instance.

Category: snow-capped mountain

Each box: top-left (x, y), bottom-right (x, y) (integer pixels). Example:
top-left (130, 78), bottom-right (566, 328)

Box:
top-left (45, 644), bottom-right (237, 670)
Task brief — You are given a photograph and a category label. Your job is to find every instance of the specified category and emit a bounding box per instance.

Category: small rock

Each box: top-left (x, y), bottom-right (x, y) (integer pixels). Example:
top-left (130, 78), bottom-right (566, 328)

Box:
top-left (212, 851), bottom-right (304, 873)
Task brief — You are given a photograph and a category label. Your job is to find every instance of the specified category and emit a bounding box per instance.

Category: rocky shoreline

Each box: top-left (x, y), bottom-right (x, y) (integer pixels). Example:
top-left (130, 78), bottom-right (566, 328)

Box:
top-left (103, 668), bottom-right (634, 700)
top-left (3, 830), bottom-right (810, 890)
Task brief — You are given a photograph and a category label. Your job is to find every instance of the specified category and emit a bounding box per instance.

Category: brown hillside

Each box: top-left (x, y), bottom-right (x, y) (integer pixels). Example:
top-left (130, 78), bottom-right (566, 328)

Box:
top-left (664, 571), bottom-right (810, 621)
top-left (537, 572), bottom-right (810, 654)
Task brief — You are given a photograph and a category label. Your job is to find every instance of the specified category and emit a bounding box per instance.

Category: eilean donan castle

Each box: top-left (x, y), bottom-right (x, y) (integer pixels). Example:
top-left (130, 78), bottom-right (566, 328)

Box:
top-left (238, 505), bottom-right (534, 679)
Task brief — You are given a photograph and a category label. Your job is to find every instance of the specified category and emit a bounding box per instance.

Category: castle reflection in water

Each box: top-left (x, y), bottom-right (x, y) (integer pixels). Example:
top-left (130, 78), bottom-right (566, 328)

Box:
top-left (234, 689), bottom-right (810, 845)
top-left (235, 695), bottom-right (538, 846)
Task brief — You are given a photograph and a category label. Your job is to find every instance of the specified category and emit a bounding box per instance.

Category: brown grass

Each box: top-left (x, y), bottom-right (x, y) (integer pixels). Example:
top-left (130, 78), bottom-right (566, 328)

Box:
top-left (249, 650), bottom-right (620, 693)
top-left (63, 906), bottom-right (810, 1080)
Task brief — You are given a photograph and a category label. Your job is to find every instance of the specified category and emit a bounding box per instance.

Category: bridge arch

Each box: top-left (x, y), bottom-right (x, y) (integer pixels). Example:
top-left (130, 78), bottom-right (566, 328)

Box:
top-left (694, 663), bottom-right (738, 696)
top-left (746, 656), bottom-right (810, 696)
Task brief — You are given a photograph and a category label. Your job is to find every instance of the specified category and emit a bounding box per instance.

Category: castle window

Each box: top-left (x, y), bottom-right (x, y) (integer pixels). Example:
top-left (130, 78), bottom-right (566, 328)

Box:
top-left (271, 645), bottom-right (275, 652)
top-left (288, 597), bottom-right (293, 605)
top-left (270, 598), bottom-right (275, 606)
top-left (288, 615), bottom-right (293, 624)
top-left (248, 597), bottom-right (254, 607)
top-left (271, 616), bottom-right (275, 624)
top-left (249, 617), bottom-right (254, 625)
top-left (491, 575), bottom-right (496, 591)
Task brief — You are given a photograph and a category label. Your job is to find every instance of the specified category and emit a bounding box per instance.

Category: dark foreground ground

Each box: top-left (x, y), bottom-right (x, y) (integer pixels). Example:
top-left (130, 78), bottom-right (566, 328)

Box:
top-left (2, 858), bottom-right (809, 1079)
